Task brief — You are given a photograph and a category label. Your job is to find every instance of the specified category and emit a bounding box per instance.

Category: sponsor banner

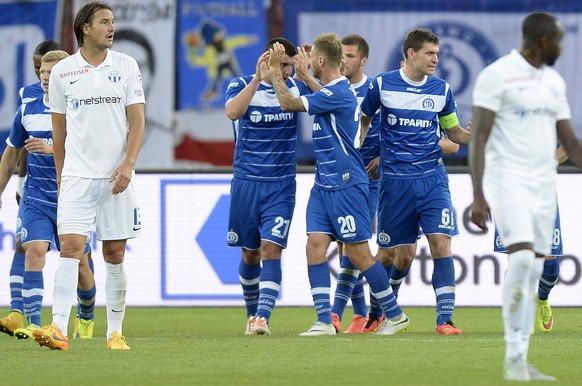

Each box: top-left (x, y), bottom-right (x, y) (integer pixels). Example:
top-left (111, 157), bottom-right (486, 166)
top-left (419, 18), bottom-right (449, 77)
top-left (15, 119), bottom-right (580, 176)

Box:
top-left (73, 0), bottom-right (177, 169)
top-left (294, 11), bottom-right (582, 161)
top-left (174, 0), bottom-right (267, 165)
top-left (0, 173), bottom-right (581, 307)
top-left (0, 0), bottom-right (60, 154)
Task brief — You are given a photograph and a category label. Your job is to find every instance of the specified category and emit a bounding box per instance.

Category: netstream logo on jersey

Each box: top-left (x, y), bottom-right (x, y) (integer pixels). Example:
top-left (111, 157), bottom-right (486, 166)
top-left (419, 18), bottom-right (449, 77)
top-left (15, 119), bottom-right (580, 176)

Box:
top-left (515, 107), bottom-right (557, 118)
top-left (68, 96), bottom-right (123, 110)
top-left (386, 114), bottom-right (432, 128)
top-left (249, 110), bottom-right (294, 123)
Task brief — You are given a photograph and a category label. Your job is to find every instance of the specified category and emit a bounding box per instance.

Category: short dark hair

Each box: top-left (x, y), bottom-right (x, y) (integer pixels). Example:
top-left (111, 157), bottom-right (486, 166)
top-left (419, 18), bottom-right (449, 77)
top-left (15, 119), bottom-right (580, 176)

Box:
top-left (341, 34), bottom-right (369, 59)
top-left (34, 40), bottom-right (61, 56)
top-left (265, 37), bottom-right (296, 57)
top-left (522, 12), bottom-right (559, 42)
top-left (115, 30), bottom-right (156, 74)
top-left (402, 28), bottom-right (439, 59)
top-left (74, 2), bottom-right (112, 47)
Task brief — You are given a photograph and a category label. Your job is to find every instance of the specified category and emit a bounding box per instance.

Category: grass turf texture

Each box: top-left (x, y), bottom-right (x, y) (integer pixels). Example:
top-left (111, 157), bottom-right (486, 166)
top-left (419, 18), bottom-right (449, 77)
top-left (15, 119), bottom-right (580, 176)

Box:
top-left (1, 306), bottom-right (580, 385)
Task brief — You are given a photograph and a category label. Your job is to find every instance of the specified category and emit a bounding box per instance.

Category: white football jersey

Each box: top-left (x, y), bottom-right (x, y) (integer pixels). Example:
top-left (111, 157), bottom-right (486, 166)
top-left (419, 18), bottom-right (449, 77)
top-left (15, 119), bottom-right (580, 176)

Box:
top-left (473, 49), bottom-right (570, 183)
top-left (49, 49), bottom-right (145, 178)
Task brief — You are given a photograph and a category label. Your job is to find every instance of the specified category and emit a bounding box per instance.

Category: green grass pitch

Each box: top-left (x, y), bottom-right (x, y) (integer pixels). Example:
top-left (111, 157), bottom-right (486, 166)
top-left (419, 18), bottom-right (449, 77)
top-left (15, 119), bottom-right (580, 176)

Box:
top-left (1, 306), bottom-right (580, 385)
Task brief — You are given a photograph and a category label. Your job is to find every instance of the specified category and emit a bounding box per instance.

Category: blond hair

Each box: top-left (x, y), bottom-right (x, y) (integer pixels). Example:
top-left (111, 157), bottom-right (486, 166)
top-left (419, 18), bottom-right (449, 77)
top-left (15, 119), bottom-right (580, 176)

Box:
top-left (313, 33), bottom-right (343, 68)
top-left (41, 50), bottom-right (69, 63)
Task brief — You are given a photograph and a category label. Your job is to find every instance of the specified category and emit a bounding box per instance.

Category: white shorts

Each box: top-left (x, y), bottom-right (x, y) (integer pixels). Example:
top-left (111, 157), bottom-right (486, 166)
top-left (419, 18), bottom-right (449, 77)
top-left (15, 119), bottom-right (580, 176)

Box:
top-left (58, 176), bottom-right (142, 241)
top-left (486, 174), bottom-right (556, 255)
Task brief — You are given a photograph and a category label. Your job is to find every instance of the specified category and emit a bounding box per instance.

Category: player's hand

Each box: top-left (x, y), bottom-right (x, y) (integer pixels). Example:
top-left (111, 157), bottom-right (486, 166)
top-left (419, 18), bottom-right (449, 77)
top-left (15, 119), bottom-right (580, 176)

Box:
top-left (109, 162), bottom-right (133, 195)
top-left (268, 42), bottom-right (285, 70)
top-left (366, 157), bottom-right (380, 180)
top-left (24, 137), bottom-right (52, 154)
top-left (293, 45), bottom-right (310, 81)
top-left (470, 195), bottom-right (491, 231)
top-left (256, 51), bottom-right (270, 82)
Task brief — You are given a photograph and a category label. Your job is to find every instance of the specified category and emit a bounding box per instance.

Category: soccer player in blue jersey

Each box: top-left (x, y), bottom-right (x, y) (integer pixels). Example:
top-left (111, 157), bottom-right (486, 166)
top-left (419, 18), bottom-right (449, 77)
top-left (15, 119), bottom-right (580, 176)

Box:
top-left (0, 51), bottom-right (97, 340)
top-left (330, 34), bottom-right (383, 334)
top-left (360, 28), bottom-right (470, 335)
top-left (225, 37), bottom-right (311, 335)
top-left (268, 33), bottom-right (409, 336)
top-left (0, 40), bottom-right (61, 336)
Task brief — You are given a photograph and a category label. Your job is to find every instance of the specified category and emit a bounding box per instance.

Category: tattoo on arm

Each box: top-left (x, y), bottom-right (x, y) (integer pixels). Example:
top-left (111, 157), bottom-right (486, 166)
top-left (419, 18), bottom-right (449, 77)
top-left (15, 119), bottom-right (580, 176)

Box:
top-left (271, 72), bottom-right (306, 112)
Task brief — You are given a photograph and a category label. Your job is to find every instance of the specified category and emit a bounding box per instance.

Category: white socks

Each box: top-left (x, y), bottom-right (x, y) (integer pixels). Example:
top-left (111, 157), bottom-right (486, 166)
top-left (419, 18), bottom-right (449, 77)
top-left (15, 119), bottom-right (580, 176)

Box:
top-left (52, 258), bottom-right (81, 335)
top-left (105, 262), bottom-right (127, 339)
top-left (503, 249), bottom-right (538, 364)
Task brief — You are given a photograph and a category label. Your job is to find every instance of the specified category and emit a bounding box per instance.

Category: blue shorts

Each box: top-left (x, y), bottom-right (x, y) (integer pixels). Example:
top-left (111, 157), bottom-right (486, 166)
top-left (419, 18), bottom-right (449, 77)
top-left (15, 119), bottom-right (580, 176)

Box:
top-left (377, 167), bottom-right (457, 247)
top-left (228, 177), bottom-right (296, 249)
top-left (306, 183), bottom-right (372, 243)
top-left (494, 204), bottom-right (563, 256)
top-left (367, 179), bottom-right (380, 226)
top-left (20, 199), bottom-right (60, 250)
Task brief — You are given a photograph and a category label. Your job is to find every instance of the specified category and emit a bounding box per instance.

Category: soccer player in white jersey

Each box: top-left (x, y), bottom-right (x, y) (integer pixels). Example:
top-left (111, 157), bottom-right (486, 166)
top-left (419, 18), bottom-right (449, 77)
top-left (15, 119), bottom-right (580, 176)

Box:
top-left (0, 40), bottom-right (61, 336)
top-left (0, 50), bottom-right (96, 341)
top-left (493, 144), bottom-right (568, 334)
top-left (330, 34), bottom-right (383, 334)
top-left (225, 37), bottom-right (311, 336)
top-left (32, 1), bottom-right (145, 351)
top-left (470, 12), bottom-right (582, 382)
top-left (269, 33), bottom-right (409, 336)
top-left (360, 28), bottom-right (470, 335)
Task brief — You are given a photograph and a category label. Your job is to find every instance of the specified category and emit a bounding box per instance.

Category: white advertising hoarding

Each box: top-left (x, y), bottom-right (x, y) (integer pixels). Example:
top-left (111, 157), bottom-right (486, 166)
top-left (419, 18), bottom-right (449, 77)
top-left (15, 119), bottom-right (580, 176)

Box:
top-left (0, 172), bottom-right (580, 307)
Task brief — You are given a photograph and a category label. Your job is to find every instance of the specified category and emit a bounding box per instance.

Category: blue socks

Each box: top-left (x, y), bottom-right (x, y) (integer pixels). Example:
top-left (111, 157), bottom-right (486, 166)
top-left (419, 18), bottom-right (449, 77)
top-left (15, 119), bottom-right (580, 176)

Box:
top-left (363, 262), bottom-right (401, 319)
top-left (22, 270), bottom-right (43, 326)
top-left (239, 259), bottom-right (261, 317)
top-left (256, 259), bottom-right (282, 321)
top-left (9, 252), bottom-right (25, 312)
top-left (538, 258), bottom-right (560, 300)
top-left (433, 256), bottom-right (456, 325)
top-left (332, 256), bottom-right (359, 319)
top-left (307, 261), bottom-right (332, 324)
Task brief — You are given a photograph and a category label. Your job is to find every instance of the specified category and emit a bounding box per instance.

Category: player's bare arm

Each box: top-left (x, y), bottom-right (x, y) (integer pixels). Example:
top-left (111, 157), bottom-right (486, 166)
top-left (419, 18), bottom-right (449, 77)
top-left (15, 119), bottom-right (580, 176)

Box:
top-left (360, 115), bottom-right (372, 147)
top-left (557, 119), bottom-right (582, 168)
top-left (366, 156), bottom-right (380, 180)
top-left (24, 137), bottom-right (53, 155)
top-left (110, 103), bottom-right (144, 195)
top-left (468, 106), bottom-right (495, 231)
top-left (0, 146), bottom-right (22, 209)
top-left (225, 51), bottom-right (270, 120)
top-left (556, 142), bottom-right (568, 164)
top-left (51, 112), bottom-right (67, 189)
top-left (269, 43), bottom-right (306, 112)
top-left (446, 123), bottom-right (471, 145)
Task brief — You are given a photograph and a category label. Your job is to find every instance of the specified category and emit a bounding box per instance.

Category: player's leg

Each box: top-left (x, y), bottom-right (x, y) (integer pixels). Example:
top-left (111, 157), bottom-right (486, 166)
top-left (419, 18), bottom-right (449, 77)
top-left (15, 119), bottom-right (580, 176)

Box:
top-left (253, 180), bottom-right (295, 335)
top-left (0, 227), bottom-right (26, 336)
top-left (420, 170), bottom-right (461, 334)
top-left (228, 178), bottom-right (261, 334)
top-left (299, 232), bottom-right (336, 336)
top-left (300, 188), bottom-right (335, 336)
top-left (331, 241), bottom-right (358, 333)
top-left (537, 208), bottom-right (561, 333)
top-left (253, 242), bottom-right (283, 336)
top-left (537, 256), bottom-right (559, 332)
top-left (14, 238), bottom-right (49, 339)
top-left (426, 234), bottom-right (461, 334)
top-left (75, 248), bottom-right (96, 339)
top-left (345, 241), bottom-right (408, 336)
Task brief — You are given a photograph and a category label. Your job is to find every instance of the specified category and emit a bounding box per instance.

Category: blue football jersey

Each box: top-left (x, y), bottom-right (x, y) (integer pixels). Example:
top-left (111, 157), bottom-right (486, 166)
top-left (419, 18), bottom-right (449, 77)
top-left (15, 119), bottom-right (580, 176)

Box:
top-left (361, 69), bottom-right (458, 178)
top-left (301, 77), bottom-right (367, 190)
top-left (18, 82), bottom-right (44, 105)
top-left (353, 75), bottom-right (380, 168)
top-left (8, 97), bottom-right (57, 207)
top-left (226, 75), bottom-right (310, 181)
